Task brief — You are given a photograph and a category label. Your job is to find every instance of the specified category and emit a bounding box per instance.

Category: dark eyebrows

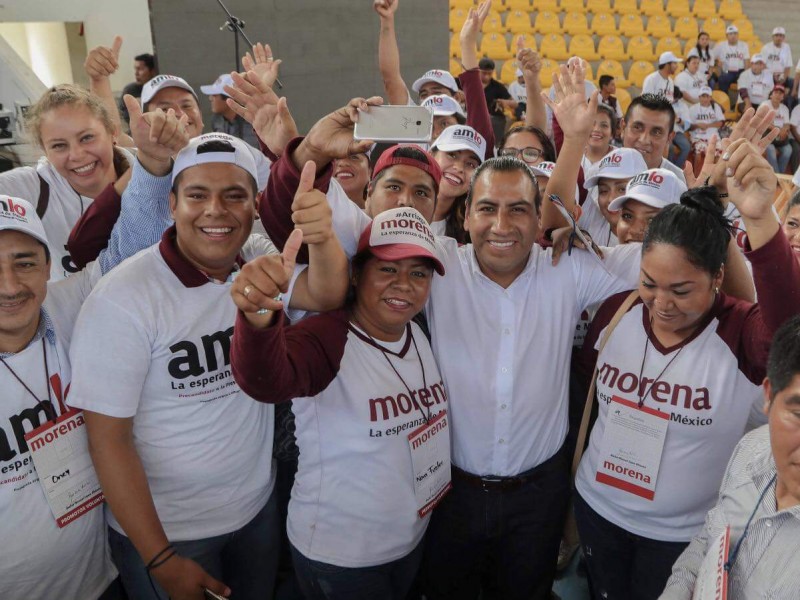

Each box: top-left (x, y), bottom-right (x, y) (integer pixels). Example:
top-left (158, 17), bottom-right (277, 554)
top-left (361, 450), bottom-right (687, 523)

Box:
top-left (12, 252), bottom-right (40, 260)
top-left (640, 268), bottom-right (694, 287)
top-left (784, 394), bottom-right (800, 407)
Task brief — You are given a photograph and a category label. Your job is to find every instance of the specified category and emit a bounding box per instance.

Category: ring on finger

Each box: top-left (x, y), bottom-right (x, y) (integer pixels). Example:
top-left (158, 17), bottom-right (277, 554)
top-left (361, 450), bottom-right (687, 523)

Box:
top-left (244, 285), bottom-right (253, 298)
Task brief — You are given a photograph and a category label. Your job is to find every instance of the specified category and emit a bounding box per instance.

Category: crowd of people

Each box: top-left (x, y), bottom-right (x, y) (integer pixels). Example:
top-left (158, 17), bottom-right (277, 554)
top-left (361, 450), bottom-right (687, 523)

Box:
top-left (2, 0), bottom-right (800, 599)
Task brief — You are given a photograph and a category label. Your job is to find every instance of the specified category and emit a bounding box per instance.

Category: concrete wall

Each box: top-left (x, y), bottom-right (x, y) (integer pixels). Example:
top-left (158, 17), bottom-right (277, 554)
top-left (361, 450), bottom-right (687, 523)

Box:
top-left (150, 0), bottom-right (449, 133)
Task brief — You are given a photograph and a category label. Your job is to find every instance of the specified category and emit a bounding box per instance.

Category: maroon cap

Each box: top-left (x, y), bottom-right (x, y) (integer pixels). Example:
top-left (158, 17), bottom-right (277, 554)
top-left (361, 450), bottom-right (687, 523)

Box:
top-left (372, 144), bottom-right (442, 194)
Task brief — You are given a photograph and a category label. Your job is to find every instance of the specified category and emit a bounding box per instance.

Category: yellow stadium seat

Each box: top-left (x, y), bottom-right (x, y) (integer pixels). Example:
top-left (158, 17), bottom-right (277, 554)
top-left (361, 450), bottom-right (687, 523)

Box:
top-left (450, 58), bottom-right (464, 77)
top-left (569, 34), bottom-right (600, 60)
top-left (597, 59), bottom-right (629, 86)
top-left (500, 59), bottom-right (521, 84)
top-left (619, 14), bottom-right (645, 37)
top-left (656, 36), bottom-right (683, 56)
top-left (592, 13), bottom-right (618, 36)
top-left (539, 58), bottom-right (561, 87)
top-left (481, 33), bottom-right (515, 60)
top-left (718, 0), bottom-right (743, 20)
top-left (673, 16), bottom-right (699, 40)
top-left (450, 0), bottom-right (476, 9)
top-left (691, 0), bottom-right (716, 19)
top-left (534, 11), bottom-right (563, 35)
top-left (703, 17), bottom-right (726, 40)
top-left (616, 87), bottom-right (632, 113)
top-left (564, 12), bottom-right (590, 35)
top-left (503, 0), bottom-right (531, 9)
top-left (613, 0), bottom-right (637, 15)
top-left (646, 14), bottom-right (673, 38)
top-left (712, 90), bottom-right (737, 120)
top-left (540, 34), bottom-right (570, 60)
top-left (534, 0), bottom-right (561, 11)
top-left (450, 34), bottom-right (461, 58)
top-left (450, 8), bottom-right (470, 32)
top-left (628, 36), bottom-right (656, 61)
top-left (560, 0), bottom-right (586, 12)
top-left (598, 35), bottom-right (628, 61)
top-left (506, 10), bottom-right (533, 34)
top-left (640, 0), bottom-right (665, 16)
top-left (482, 10), bottom-right (506, 33)
top-left (748, 37), bottom-right (762, 56)
top-left (587, 0), bottom-right (613, 13)
top-left (665, 0), bottom-right (691, 18)
top-left (733, 18), bottom-right (754, 38)
top-left (627, 60), bottom-right (654, 87)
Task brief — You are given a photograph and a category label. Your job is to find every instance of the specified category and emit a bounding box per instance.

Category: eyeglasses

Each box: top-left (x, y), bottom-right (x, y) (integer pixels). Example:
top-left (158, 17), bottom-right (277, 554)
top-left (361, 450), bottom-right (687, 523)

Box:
top-left (498, 147), bottom-right (544, 164)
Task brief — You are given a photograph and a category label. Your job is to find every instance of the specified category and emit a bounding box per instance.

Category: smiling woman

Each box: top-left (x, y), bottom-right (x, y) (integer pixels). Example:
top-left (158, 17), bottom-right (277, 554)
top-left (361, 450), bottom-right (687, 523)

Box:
top-left (0, 85), bottom-right (132, 281)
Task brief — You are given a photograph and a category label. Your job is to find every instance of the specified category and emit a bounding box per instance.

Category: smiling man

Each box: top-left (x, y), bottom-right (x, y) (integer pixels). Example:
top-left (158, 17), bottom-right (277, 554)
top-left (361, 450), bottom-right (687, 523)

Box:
top-left (623, 94), bottom-right (687, 183)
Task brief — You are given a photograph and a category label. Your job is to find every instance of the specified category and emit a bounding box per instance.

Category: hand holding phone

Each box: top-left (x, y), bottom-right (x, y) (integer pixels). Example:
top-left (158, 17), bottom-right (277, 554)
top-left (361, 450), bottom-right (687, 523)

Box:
top-left (204, 589), bottom-right (228, 600)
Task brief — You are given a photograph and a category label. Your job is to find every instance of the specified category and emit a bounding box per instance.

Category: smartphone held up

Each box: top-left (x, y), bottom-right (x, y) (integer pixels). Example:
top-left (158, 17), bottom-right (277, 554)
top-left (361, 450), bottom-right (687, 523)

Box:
top-left (353, 105), bottom-right (434, 144)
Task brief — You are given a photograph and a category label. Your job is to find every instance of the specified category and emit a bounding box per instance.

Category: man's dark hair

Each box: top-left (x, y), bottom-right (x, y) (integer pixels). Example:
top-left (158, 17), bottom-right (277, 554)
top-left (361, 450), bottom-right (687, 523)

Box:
top-left (498, 125), bottom-right (557, 163)
top-left (598, 75), bottom-right (615, 89)
top-left (767, 315), bottom-right (800, 400)
top-left (369, 146), bottom-right (438, 210)
top-left (625, 93), bottom-right (676, 132)
top-left (466, 156), bottom-right (541, 213)
top-left (135, 53), bottom-right (157, 72)
top-left (643, 186), bottom-right (734, 276)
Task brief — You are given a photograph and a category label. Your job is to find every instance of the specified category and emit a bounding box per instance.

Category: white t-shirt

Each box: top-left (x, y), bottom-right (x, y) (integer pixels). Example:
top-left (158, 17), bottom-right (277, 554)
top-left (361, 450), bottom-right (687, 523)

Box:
top-left (68, 234), bottom-right (278, 541)
top-left (791, 105), bottom-right (800, 132)
top-left (772, 103), bottom-right (791, 128)
top-left (642, 71), bottom-right (675, 103)
top-left (697, 49), bottom-right (715, 77)
top-left (675, 70), bottom-right (706, 103)
top-left (673, 99), bottom-right (692, 134)
top-left (736, 69), bottom-right (774, 105)
top-left (761, 42), bottom-right (793, 76)
top-left (714, 42), bottom-right (750, 72)
top-left (508, 81), bottom-right (527, 104)
top-left (659, 157), bottom-right (688, 184)
top-left (689, 103), bottom-right (725, 142)
top-left (0, 148), bottom-right (134, 282)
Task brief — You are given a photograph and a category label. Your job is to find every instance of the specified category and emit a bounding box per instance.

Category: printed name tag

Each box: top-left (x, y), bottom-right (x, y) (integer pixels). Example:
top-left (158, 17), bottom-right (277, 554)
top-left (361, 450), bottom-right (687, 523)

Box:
top-left (24, 409), bottom-right (104, 527)
top-left (407, 410), bottom-right (451, 518)
top-left (692, 526), bottom-right (730, 600)
top-left (595, 396), bottom-right (669, 500)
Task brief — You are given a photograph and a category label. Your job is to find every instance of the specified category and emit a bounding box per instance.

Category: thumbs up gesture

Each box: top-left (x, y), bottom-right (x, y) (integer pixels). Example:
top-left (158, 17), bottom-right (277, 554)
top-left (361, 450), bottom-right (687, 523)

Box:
top-left (84, 36), bottom-right (122, 81)
top-left (291, 161), bottom-right (334, 245)
top-left (232, 228), bottom-right (303, 323)
top-left (124, 94), bottom-right (190, 176)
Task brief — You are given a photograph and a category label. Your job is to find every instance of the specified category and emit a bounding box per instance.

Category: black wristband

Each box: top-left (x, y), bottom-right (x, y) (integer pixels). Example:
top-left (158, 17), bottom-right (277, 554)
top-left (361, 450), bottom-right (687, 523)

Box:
top-left (145, 544), bottom-right (175, 572)
top-left (147, 549), bottom-right (177, 573)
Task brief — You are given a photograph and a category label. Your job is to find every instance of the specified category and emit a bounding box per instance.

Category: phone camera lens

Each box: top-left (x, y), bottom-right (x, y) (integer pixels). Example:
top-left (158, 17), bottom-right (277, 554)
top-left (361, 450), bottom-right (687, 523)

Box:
top-left (416, 121), bottom-right (421, 125)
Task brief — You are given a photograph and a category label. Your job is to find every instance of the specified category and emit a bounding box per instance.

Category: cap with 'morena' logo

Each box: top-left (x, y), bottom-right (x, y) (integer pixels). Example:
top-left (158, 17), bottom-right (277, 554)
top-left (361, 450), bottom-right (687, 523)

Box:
top-left (431, 125), bottom-right (486, 163)
top-left (356, 207), bottom-right (445, 275)
top-left (608, 168), bottom-right (687, 212)
top-left (0, 196), bottom-right (49, 247)
top-left (583, 148), bottom-right (648, 189)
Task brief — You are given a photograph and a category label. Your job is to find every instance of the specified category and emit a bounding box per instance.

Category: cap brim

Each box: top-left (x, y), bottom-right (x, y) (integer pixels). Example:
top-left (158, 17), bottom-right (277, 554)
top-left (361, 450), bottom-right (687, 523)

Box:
top-left (608, 192), bottom-right (670, 212)
top-left (0, 224), bottom-right (49, 247)
top-left (200, 84), bottom-right (226, 95)
top-left (431, 141), bottom-right (483, 163)
top-left (370, 243), bottom-right (445, 275)
top-left (584, 171), bottom-right (636, 190)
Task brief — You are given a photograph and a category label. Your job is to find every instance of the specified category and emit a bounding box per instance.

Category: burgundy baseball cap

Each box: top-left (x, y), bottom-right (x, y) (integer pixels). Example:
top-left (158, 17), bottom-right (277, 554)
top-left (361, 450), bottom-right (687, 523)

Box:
top-left (356, 207), bottom-right (445, 275)
top-left (372, 144), bottom-right (442, 195)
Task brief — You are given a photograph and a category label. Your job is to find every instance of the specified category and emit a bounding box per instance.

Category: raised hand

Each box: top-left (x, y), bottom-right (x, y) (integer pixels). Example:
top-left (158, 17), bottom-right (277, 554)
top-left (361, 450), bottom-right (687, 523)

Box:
top-left (683, 134), bottom-right (720, 189)
top-left (541, 63), bottom-right (599, 141)
top-left (232, 228), bottom-right (303, 319)
top-left (124, 94), bottom-right (189, 176)
top-left (291, 161), bottom-right (334, 245)
top-left (516, 36), bottom-right (542, 85)
top-left (722, 138), bottom-right (778, 221)
top-left (225, 70), bottom-right (298, 157)
top-left (460, 1), bottom-right (492, 48)
top-left (723, 104), bottom-right (779, 153)
top-left (241, 43), bottom-right (282, 90)
top-left (84, 36), bottom-right (122, 81)
top-left (373, 0), bottom-right (400, 20)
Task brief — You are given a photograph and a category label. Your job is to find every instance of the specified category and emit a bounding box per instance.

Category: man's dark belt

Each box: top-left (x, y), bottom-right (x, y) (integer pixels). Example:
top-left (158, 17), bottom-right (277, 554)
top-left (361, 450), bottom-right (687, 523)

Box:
top-left (451, 449), bottom-right (565, 492)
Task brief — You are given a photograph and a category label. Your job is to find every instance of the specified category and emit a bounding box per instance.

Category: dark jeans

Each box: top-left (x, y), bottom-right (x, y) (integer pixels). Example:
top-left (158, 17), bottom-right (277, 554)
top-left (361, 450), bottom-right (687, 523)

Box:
top-left (98, 578), bottom-right (125, 600)
top-left (574, 492), bottom-right (688, 600)
top-left (109, 492), bottom-right (280, 600)
top-left (291, 539), bottom-right (424, 600)
top-left (718, 70), bottom-right (742, 94)
top-left (422, 447), bottom-right (570, 600)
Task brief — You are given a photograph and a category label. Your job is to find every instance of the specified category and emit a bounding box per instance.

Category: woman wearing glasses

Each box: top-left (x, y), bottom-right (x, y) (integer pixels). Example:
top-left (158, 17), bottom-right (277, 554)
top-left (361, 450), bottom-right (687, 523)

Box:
top-left (497, 125), bottom-right (556, 167)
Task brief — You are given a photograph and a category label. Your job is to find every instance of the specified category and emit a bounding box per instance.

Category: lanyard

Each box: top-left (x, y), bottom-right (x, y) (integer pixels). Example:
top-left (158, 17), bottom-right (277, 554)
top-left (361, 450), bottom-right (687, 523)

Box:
top-left (636, 329), bottom-right (685, 409)
top-left (353, 320), bottom-right (431, 424)
top-left (724, 474), bottom-right (777, 574)
top-left (0, 338), bottom-right (55, 415)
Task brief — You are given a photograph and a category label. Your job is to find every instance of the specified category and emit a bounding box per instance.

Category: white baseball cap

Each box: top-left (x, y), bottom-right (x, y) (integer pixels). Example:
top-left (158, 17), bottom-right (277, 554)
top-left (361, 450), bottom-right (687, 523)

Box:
top-left (421, 94), bottom-right (466, 121)
top-left (751, 54), bottom-right (765, 64)
top-left (530, 161), bottom-right (555, 178)
top-left (0, 196), bottom-right (49, 247)
top-left (726, 25), bottom-right (739, 34)
top-left (431, 125), bottom-right (487, 163)
top-left (141, 74), bottom-right (198, 106)
top-left (658, 51), bottom-right (682, 65)
top-left (583, 148), bottom-right (648, 189)
top-left (773, 27), bottom-right (786, 35)
top-left (608, 168), bottom-right (687, 212)
top-left (698, 86), bottom-right (713, 96)
top-left (200, 73), bottom-right (234, 96)
top-left (356, 207), bottom-right (445, 275)
top-left (515, 68), bottom-right (524, 77)
top-left (411, 69), bottom-right (458, 94)
top-left (172, 133), bottom-right (259, 186)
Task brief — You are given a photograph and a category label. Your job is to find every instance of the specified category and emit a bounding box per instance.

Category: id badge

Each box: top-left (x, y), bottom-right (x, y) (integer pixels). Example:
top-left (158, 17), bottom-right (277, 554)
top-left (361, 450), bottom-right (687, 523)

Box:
top-left (692, 526), bottom-right (730, 600)
top-left (407, 410), bottom-right (451, 518)
top-left (24, 409), bottom-right (104, 527)
top-left (595, 396), bottom-right (669, 501)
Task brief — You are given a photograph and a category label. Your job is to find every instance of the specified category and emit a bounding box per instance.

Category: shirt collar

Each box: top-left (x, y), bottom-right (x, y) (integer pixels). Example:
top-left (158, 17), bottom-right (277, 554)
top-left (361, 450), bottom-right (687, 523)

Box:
top-left (158, 225), bottom-right (244, 288)
top-left (0, 308), bottom-right (56, 359)
top-left (466, 244), bottom-right (538, 289)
